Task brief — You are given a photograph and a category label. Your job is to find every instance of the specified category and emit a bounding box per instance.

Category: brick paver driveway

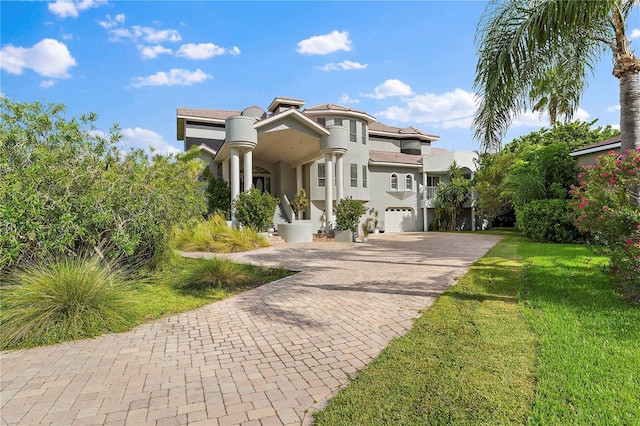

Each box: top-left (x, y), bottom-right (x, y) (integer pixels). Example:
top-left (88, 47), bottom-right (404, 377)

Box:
top-left (1, 232), bottom-right (501, 426)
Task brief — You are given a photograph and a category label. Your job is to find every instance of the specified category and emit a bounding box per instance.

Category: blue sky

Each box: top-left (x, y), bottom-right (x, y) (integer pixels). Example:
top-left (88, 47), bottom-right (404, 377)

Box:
top-left (2, 1), bottom-right (638, 154)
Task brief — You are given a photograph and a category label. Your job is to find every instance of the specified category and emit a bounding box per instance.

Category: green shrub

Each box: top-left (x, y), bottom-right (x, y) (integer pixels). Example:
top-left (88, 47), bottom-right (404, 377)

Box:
top-left (173, 214), bottom-right (269, 253)
top-left (516, 199), bottom-right (585, 243)
top-left (174, 258), bottom-right (252, 290)
top-left (234, 188), bottom-right (279, 231)
top-left (290, 188), bottom-right (310, 220)
top-left (334, 197), bottom-right (367, 232)
top-left (0, 256), bottom-right (138, 349)
top-left (0, 98), bottom-right (206, 269)
top-left (206, 177), bottom-right (231, 219)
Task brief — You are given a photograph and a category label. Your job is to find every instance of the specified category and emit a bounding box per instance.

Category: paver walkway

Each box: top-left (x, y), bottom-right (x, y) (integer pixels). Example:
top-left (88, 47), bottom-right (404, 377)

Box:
top-left (1, 232), bottom-right (501, 426)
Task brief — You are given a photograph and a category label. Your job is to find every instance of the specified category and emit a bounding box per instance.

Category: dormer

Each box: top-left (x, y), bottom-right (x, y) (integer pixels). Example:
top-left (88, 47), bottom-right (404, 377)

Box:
top-left (267, 97), bottom-right (305, 114)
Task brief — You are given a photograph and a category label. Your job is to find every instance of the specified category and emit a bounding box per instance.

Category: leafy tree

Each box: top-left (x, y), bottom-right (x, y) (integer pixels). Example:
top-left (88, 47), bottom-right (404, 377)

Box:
top-left (474, 0), bottom-right (639, 154)
top-left (474, 151), bottom-right (517, 225)
top-left (0, 98), bottom-right (206, 269)
top-left (433, 162), bottom-right (473, 231)
top-left (234, 188), bottom-right (278, 231)
top-left (206, 177), bottom-right (231, 219)
top-left (334, 197), bottom-right (367, 232)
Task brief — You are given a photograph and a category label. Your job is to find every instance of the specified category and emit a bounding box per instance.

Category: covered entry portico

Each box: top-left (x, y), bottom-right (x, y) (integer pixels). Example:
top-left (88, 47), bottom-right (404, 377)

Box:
top-left (212, 105), bottom-right (348, 234)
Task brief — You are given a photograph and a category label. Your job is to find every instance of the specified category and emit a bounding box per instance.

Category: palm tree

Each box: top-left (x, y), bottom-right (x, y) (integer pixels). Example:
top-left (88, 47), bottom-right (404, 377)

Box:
top-left (529, 65), bottom-right (582, 126)
top-left (474, 0), bottom-right (640, 153)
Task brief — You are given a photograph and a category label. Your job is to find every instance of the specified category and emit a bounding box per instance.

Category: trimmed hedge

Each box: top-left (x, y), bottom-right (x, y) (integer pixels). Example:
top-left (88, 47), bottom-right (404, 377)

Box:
top-left (516, 199), bottom-right (585, 243)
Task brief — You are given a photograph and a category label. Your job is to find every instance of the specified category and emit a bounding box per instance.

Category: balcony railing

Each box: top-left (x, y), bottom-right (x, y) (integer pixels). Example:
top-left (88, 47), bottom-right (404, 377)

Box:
top-left (423, 186), bottom-right (438, 200)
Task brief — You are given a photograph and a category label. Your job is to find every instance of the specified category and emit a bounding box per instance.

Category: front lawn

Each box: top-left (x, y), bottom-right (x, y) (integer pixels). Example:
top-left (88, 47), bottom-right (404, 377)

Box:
top-left (314, 233), bottom-right (640, 425)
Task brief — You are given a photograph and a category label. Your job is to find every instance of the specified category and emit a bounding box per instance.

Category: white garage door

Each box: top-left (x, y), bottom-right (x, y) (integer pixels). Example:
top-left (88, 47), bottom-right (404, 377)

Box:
top-left (385, 208), bottom-right (415, 232)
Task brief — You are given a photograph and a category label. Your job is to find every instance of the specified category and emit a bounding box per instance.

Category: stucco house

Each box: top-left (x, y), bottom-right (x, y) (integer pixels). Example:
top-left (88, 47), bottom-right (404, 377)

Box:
top-left (176, 96), bottom-right (478, 241)
top-left (569, 135), bottom-right (621, 167)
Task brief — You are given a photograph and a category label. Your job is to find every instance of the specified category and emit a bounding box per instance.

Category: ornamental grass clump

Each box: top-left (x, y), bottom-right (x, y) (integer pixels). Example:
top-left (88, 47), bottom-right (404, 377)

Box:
top-left (570, 148), bottom-right (640, 292)
top-left (173, 214), bottom-right (269, 253)
top-left (0, 256), bottom-right (138, 350)
top-left (174, 257), bottom-right (252, 291)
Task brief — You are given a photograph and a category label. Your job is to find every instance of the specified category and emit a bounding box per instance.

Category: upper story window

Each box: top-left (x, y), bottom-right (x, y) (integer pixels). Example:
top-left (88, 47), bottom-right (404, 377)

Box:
top-left (427, 176), bottom-right (440, 187)
top-left (390, 173), bottom-right (399, 190)
top-left (318, 163), bottom-right (326, 187)
top-left (350, 120), bottom-right (357, 143)
top-left (350, 164), bottom-right (358, 187)
top-left (334, 118), bottom-right (343, 126)
top-left (400, 139), bottom-right (421, 155)
top-left (361, 122), bottom-right (367, 144)
top-left (317, 117), bottom-right (326, 126)
top-left (362, 165), bottom-right (368, 188)
top-left (405, 174), bottom-right (413, 191)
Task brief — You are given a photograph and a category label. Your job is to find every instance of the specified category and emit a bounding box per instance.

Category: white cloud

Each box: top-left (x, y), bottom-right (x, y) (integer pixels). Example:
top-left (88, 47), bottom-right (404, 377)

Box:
top-left (130, 68), bottom-right (212, 88)
top-left (0, 39), bottom-right (77, 78)
top-left (98, 13), bottom-right (126, 29)
top-left (610, 124), bottom-right (620, 130)
top-left (40, 79), bottom-right (56, 88)
top-left (630, 28), bottom-right (640, 38)
top-left (319, 60), bottom-right (367, 72)
top-left (62, 34), bottom-right (73, 40)
top-left (297, 30), bottom-right (352, 55)
top-left (363, 79), bottom-right (413, 99)
top-left (138, 45), bottom-right (172, 59)
top-left (176, 43), bottom-right (240, 59)
top-left (376, 88), bottom-right (476, 128)
top-left (607, 104), bottom-right (620, 113)
top-left (339, 93), bottom-right (360, 104)
top-left (121, 127), bottom-right (180, 155)
top-left (48, 0), bottom-right (106, 18)
top-left (108, 25), bottom-right (181, 43)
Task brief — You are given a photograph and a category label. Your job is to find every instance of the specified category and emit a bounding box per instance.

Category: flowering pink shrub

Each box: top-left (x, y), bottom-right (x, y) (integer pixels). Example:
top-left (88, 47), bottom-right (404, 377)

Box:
top-left (570, 148), bottom-right (640, 287)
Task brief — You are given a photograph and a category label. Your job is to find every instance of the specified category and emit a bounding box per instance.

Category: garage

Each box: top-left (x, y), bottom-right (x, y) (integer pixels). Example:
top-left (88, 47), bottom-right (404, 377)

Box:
top-left (384, 208), bottom-right (415, 232)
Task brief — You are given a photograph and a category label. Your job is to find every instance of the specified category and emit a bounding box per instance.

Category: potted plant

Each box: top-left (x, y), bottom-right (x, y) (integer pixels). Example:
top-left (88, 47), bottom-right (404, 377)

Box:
top-left (334, 197), bottom-right (366, 242)
top-left (361, 222), bottom-right (370, 243)
top-left (290, 188), bottom-right (309, 221)
top-left (373, 210), bottom-right (380, 234)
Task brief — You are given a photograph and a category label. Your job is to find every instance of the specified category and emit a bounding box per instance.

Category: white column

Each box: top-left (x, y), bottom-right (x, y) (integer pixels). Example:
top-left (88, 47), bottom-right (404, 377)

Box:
top-left (324, 154), bottom-right (334, 230)
top-left (335, 154), bottom-right (344, 201)
top-left (230, 148), bottom-right (240, 222)
top-left (222, 159), bottom-right (229, 182)
top-left (210, 162), bottom-right (219, 180)
top-left (243, 149), bottom-right (253, 192)
top-left (423, 171), bottom-right (428, 232)
top-left (471, 172), bottom-right (476, 231)
top-left (296, 165), bottom-right (302, 193)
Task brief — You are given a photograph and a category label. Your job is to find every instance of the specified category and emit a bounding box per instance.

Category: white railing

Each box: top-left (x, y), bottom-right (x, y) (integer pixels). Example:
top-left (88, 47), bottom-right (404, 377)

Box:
top-left (423, 186), bottom-right (438, 200)
top-left (280, 194), bottom-right (294, 223)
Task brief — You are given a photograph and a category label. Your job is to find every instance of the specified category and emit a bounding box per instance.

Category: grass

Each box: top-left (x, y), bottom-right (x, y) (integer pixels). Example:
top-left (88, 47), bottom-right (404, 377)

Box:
top-left (0, 256), bottom-right (138, 350)
top-left (0, 253), bottom-right (293, 350)
top-left (314, 232), bottom-right (640, 425)
top-left (172, 215), bottom-right (269, 253)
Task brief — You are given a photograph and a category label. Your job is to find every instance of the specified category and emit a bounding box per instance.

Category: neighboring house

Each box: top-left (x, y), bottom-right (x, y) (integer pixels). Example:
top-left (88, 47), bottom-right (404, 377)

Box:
top-left (176, 96), bottom-right (478, 239)
top-left (569, 135), bottom-right (621, 167)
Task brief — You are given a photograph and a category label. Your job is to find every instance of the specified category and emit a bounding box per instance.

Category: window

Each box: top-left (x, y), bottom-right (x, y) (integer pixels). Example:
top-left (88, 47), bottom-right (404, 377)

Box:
top-left (318, 163), bottom-right (326, 187)
top-left (334, 118), bottom-right (343, 126)
top-left (350, 164), bottom-right (358, 187)
top-left (427, 176), bottom-right (440, 187)
top-left (400, 139), bottom-right (421, 155)
top-left (390, 173), bottom-right (399, 190)
top-left (405, 174), bottom-right (413, 191)
top-left (317, 117), bottom-right (326, 126)
top-left (361, 122), bottom-right (367, 144)
top-left (362, 165), bottom-right (368, 188)
top-left (350, 120), bottom-right (357, 142)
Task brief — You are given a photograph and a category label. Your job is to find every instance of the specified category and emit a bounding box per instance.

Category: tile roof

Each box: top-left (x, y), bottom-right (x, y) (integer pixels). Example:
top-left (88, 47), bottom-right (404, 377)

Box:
top-left (369, 122), bottom-right (439, 139)
top-left (304, 103), bottom-right (369, 115)
top-left (571, 134), bottom-right (622, 153)
top-left (369, 150), bottom-right (426, 165)
top-left (177, 108), bottom-right (240, 120)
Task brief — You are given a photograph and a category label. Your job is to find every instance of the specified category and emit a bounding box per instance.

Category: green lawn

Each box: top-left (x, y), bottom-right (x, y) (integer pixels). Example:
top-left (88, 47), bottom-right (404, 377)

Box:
top-left (314, 234), bottom-right (640, 425)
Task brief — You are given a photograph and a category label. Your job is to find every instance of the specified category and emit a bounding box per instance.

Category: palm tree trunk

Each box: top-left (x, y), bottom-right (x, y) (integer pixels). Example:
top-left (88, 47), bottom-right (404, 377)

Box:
top-left (618, 71), bottom-right (640, 152)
